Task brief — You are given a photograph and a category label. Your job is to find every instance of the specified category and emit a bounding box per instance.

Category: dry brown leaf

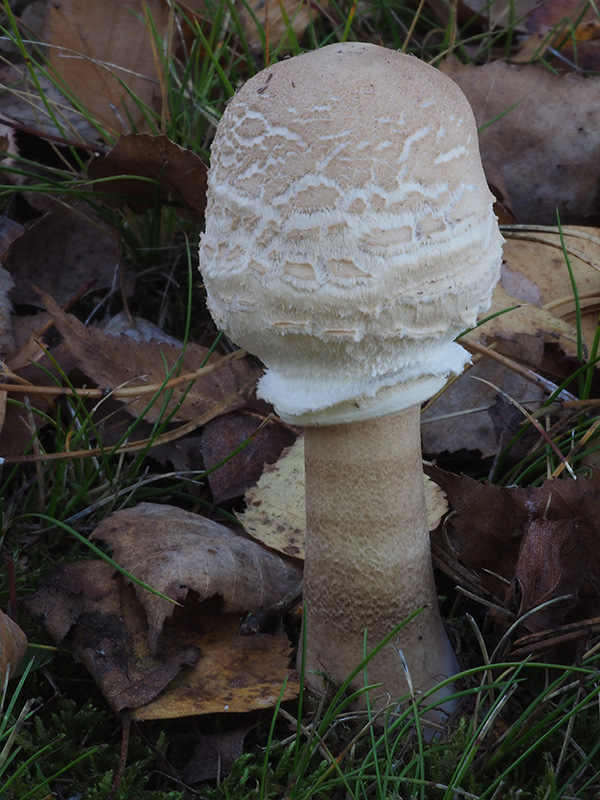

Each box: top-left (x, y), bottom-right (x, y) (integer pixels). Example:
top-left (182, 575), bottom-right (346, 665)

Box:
top-left (3, 200), bottom-right (122, 307)
top-left (499, 229), bottom-right (600, 353)
top-left (423, 226), bottom-right (600, 459)
top-left (514, 518), bottom-right (583, 632)
top-left (239, 437), bottom-right (306, 558)
top-left (238, 435), bottom-right (448, 558)
top-left (0, 609), bottom-right (27, 684)
top-left (518, 0), bottom-right (600, 72)
top-left (422, 334), bottom-right (547, 460)
top-left (429, 467), bottom-right (600, 638)
top-left (91, 503), bottom-right (303, 651)
top-left (46, 0), bottom-right (173, 133)
top-left (426, 470), bottom-right (451, 530)
top-left (440, 59), bottom-right (600, 224)
top-left (465, 284), bottom-right (580, 357)
top-left (428, 466), bottom-right (538, 600)
top-left (200, 413), bottom-right (296, 503)
top-left (237, 0), bottom-right (326, 51)
top-left (42, 292), bottom-right (254, 424)
top-left (88, 134), bottom-right (207, 216)
top-left (25, 559), bottom-right (299, 717)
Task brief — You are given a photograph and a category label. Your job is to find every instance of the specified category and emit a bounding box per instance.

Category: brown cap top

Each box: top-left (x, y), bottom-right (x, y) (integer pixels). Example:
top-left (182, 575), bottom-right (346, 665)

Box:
top-left (199, 43), bottom-right (503, 424)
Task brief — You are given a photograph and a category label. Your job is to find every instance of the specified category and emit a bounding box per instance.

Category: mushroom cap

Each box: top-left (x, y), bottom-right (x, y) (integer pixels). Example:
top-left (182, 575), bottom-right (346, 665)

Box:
top-left (199, 43), bottom-right (503, 425)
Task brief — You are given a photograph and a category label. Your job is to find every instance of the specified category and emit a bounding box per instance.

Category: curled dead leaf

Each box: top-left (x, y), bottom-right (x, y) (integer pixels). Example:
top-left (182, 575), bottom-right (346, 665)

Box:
top-left (91, 503), bottom-right (303, 651)
top-left (0, 609), bottom-right (27, 683)
top-left (25, 560), bottom-right (298, 717)
top-left (42, 291), bottom-right (257, 424)
top-left (429, 466), bottom-right (600, 647)
top-left (88, 134), bottom-right (208, 216)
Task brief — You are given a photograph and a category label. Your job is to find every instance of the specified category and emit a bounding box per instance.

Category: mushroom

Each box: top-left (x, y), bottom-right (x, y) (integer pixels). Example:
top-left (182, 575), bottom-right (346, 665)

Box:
top-left (199, 43), bottom-right (503, 710)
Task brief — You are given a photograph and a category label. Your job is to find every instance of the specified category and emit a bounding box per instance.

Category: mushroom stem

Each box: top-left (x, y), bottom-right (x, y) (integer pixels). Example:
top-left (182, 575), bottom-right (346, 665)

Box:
top-left (303, 404), bottom-right (458, 707)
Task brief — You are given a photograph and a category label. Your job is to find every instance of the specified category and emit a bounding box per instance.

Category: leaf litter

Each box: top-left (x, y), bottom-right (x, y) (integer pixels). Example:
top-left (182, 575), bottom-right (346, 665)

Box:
top-left (441, 59), bottom-right (600, 224)
top-left (2, 200), bottom-right (123, 307)
top-left (26, 504), bottom-right (302, 718)
top-left (45, 0), bottom-right (175, 133)
top-left (423, 226), bottom-right (600, 458)
top-left (88, 133), bottom-right (208, 217)
top-left (428, 466), bottom-right (600, 650)
top-left (0, 609), bottom-right (27, 684)
top-left (200, 412), bottom-right (297, 504)
top-left (40, 291), bottom-right (257, 425)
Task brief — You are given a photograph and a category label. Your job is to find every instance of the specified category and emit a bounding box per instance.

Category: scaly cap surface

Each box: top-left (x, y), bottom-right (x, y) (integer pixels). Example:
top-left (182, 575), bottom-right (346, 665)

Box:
top-left (199, 43), bottom-right (503, 424)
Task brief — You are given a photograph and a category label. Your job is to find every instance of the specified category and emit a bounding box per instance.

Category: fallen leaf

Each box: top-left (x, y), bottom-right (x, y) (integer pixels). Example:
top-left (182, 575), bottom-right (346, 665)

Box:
top-left (0, 609), bottom-right (27, 683)
top-left (238, 436), bottom-right (448, 559)
top-left (236, 0), bottom-right (326, 52)
top-left (91, 503), bottom-right (303, 651)
top-left (441, 59), bottom-right (600, 223)
top-left (428, 467), bottom-right (533, 599)
top-left (498, 229), bottom-right (600, 354)
top-left (24, 560), bottom-right (200, 714)
top-left (428, 467), bottom-right (600, 639)
top-left (514, 518), bottom-right (583, 631)
top-left (25, 559), bottom-right (299, 717)
top-left (518, 0), bottom-right (600, 72)
top-left (88, 134), bottom-right (208, 217)
top-left (423, 226), bottom-right (600, 459)
top-left (46, 0), bottom-right (173, 133)
top-left (239, 437), bottom-right (306, 559)
top-left (425, 470), bottom-right (450, 530)
top-left (3, 200), bottom-right (122, 307)
top-left (42, 292), bottom-right (255, 424)
top-left (200, 413), bottom-right (296, 503)
top-left (464, 283), bottom-right (581, 358)
top-left (133, 610), bottom-right (299, 720)
top-left (422, 333), bottom-right (547, 460)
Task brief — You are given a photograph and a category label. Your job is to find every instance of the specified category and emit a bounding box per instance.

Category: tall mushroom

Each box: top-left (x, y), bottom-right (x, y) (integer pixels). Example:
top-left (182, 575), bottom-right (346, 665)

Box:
top-left (199, 43), bottom-right (503, 709)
